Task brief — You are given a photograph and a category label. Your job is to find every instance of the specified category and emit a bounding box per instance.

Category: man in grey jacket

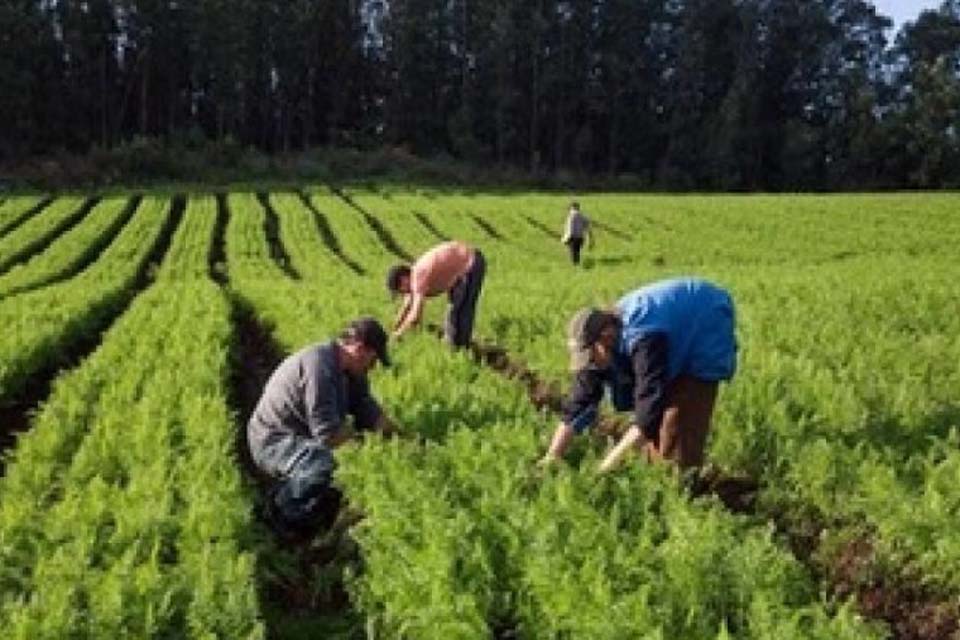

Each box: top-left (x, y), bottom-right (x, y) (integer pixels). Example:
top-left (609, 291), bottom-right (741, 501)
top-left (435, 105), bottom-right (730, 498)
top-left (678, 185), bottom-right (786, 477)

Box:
top-left (247, 317), bottom-right (399, 538)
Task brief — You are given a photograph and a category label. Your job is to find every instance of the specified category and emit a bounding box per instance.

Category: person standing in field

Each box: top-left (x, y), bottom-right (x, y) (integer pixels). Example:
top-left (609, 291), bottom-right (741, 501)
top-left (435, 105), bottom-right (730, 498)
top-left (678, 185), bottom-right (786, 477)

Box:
top-left (247, 317), bottom-right (399, 539)
top-left (539, 277), bottom-right (737, 472)
top-left (561, 201), bottom-right (592, 266)
top-left (387, 240), bottom-right (486, 348)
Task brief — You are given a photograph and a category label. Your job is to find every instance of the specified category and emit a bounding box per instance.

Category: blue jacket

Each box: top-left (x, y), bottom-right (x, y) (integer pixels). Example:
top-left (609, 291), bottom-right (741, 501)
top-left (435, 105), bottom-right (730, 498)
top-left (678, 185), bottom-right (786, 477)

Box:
top-left (564, 278), bottom-right (736, 435)
top-left (617, 277), bottom-right (736, 383)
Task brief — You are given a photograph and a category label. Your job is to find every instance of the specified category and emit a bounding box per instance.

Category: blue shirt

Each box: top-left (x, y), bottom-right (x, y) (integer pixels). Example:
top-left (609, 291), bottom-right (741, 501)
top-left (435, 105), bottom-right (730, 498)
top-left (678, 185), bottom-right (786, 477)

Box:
top-left (617, 277), bottom-right (736, 382)
top-left (564, 278), bottom-right (736, 434)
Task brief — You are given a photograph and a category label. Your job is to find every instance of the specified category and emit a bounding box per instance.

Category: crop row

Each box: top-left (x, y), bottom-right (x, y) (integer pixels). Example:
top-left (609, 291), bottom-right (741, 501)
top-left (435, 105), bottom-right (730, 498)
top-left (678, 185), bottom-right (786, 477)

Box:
top-left (0, 197), bottom-right (47, 237)
top-left (226, 190), bottom-right (884, 637)
top-left (0, 196), bottom-right (262, 637)
top-left (0, 197), bottom-right (136, 299)
top-left (0, 197), bottom-right (172, 404)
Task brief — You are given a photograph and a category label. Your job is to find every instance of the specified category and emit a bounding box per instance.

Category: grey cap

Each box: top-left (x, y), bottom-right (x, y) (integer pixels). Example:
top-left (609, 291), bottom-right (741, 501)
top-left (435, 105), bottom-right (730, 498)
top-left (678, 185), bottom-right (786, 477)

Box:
top-left (566, 307), bottom-right (608, 371)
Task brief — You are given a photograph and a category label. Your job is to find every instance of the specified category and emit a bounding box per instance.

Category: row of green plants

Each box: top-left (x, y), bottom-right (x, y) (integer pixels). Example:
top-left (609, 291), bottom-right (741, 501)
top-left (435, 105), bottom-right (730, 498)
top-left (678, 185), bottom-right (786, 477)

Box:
top-left (718, 258), bottom-right (960, 591)
top-left (239, 190), bottom-right (885, 637)
top-left (1, 188), bottom-right (954, 636)
top-left (0, 197), bottom-right (135, 299)
top-left (0, 196), bottom-right (263, 637)
top-left (0, 197), bottom-right (170, 404)
top-left (364, 188), bottom-right (960, 595)
top-left (338, 423), bottom-right (881, 639)
top-left (0, 196), bottom-right (45, 236)
top-left (0, 196), bottom-right (90, 273)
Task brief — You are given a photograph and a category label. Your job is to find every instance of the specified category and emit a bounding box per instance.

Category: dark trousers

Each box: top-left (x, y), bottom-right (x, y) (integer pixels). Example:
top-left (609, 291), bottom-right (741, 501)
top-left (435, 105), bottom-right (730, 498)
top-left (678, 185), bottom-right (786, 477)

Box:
top-left (445, 250), bottom-right (486, 347)
top-left (566, 237), bottom-right (584, 265)
top-left (250, 433), bottom-right (341, 534)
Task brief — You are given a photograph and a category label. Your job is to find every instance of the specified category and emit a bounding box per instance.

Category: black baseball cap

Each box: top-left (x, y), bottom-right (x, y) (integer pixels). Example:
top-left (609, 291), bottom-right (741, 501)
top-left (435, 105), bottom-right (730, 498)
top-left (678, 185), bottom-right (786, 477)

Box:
top-left (346, 316), bottom-right (391, 367)
top-left (385, 265), bottom-right (411, 296)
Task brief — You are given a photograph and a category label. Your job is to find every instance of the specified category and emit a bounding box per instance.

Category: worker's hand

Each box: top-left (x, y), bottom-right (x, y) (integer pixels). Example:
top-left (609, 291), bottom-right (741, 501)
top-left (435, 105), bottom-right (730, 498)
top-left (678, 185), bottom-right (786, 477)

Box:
top-left (596, 458), bottom-right (615, 474)
top-left (375, 414), bottom-right (401, 439)
top-left (536, 454), bottom-right (560, 469)
top-left (328, 426), bottom-right (357, 448)
top-left (380, 424), bottom-right (401, 439)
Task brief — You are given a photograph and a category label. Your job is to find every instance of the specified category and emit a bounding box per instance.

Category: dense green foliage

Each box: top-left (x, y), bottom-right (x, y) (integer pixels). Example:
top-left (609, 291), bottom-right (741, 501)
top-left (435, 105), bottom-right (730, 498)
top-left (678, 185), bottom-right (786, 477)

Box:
top-left (0, 188), bottom-right (956, 637)
top-left (0, 197), bottom-right (169, 402)
top-left (0, 197), bottom-right (262, 637)
top-left (0, 197), bottom-right (133, 298)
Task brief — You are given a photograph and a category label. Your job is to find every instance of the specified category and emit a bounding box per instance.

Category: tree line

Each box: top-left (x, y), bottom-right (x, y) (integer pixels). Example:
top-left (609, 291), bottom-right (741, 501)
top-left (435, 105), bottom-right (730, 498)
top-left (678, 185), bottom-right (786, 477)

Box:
top-left (1, 0), bottom-right (959, 190)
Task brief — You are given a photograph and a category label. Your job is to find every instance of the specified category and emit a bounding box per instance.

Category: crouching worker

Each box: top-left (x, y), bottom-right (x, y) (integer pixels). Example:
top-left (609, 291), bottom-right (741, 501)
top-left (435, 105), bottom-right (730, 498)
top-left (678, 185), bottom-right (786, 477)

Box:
top-left (539, 277), bottom-right (737, 473)
top-left (247, 317), bottom-right (399, 539)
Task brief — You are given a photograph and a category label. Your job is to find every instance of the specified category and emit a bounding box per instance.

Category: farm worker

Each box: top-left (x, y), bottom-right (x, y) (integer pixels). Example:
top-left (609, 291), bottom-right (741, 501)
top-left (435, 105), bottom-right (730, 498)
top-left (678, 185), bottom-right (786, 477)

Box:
top-left (247, 317), bottom-right (399, 538)
top-left (561, 201), bottom-right (592, 265)
top-left (386, 240), bottom-right (486, 348)
top-left (538, 277), bottom-right (737, 472)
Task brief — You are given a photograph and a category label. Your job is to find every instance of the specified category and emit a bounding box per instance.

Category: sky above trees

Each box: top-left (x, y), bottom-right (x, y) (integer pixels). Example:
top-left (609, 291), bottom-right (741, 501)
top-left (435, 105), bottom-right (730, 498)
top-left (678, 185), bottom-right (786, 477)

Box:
top-left (875, 0), bottom-right (942, 27)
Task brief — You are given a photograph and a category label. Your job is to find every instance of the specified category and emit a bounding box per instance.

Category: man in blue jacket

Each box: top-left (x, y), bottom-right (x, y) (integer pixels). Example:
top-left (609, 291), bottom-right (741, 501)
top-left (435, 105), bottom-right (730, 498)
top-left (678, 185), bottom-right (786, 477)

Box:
top-left (539, 277), bottom-right (737, 472)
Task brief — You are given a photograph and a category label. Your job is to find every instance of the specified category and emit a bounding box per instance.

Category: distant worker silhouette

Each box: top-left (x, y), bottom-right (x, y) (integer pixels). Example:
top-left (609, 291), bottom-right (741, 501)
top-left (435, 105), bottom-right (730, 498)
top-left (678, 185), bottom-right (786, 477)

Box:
top-left (561, 201), bottom-right (593, 265)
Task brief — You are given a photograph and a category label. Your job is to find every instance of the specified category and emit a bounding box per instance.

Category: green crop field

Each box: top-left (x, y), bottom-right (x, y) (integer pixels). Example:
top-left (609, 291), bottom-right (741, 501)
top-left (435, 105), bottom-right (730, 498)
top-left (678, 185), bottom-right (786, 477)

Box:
top-left (0, 188), bottom-right (957, 639)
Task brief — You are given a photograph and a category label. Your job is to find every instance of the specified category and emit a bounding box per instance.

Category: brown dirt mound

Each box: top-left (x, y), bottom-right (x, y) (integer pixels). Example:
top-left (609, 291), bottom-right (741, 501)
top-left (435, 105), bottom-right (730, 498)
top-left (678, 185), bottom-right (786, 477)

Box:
top-left (827, 538), bottom-right (959, 640)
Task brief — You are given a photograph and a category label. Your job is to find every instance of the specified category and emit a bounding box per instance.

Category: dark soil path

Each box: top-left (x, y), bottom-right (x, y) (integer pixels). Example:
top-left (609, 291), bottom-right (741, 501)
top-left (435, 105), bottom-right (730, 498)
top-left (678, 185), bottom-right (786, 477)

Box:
top-left (413, 211), bottom-right (448, 241)
top-left (256, 193), bottom-right (300, 280)
top-left (215, 196), bottom-right (361, 637)
top-left (471, 214), bottom-right (504, 240)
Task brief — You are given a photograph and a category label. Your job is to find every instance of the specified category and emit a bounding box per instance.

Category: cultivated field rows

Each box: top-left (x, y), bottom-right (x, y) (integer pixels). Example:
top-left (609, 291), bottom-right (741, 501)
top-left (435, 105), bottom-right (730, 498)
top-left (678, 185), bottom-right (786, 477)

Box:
top-left (0, 188), bottom-right (957, 638)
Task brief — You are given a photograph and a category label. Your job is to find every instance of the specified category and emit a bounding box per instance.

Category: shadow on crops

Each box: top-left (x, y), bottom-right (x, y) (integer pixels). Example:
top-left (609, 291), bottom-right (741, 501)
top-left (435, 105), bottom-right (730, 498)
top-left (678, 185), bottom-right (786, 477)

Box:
top-left (413, 210), bottom-right (448, 241)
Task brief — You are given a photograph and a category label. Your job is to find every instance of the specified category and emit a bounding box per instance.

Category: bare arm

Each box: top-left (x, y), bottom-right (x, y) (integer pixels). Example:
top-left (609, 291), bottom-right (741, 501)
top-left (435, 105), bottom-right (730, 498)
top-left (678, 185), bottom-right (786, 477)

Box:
top-left (394, 293), bottom-right (426, 337)
top-left (538, 421), bottom-right (575, 466)
top-left (393, 294), bottom-right (413, 330)
top-left (598, 425), bottom-right (646, 472)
